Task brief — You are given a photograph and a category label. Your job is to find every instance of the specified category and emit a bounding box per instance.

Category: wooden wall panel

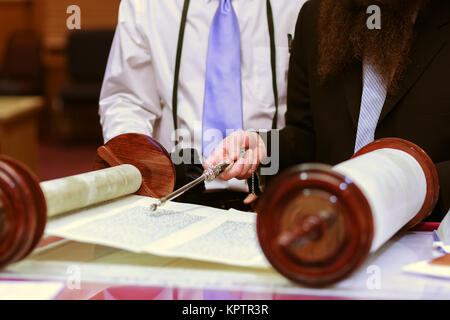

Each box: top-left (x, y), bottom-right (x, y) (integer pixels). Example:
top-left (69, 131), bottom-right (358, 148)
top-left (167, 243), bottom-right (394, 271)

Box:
top-left (0, 0), bottom-right (121, 139)
top-left (36, 0), bottom-right (121, 137)
top-left (0, 0), bottom-right (33, 63)
top-left (36, 0), bottom-right (121, 50)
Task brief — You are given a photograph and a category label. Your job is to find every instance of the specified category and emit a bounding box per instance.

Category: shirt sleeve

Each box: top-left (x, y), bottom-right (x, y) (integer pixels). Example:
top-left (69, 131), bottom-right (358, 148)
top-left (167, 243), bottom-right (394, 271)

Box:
top-left (99, 0), bottom-right (162, 143)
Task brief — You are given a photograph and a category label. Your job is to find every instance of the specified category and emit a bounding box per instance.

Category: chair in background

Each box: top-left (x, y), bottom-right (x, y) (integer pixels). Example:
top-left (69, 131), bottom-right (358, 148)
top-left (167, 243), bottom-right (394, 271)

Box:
top-left (54, 29), bottom-right (115, 143)
top-left (0, 29), bottom-right (43, 96)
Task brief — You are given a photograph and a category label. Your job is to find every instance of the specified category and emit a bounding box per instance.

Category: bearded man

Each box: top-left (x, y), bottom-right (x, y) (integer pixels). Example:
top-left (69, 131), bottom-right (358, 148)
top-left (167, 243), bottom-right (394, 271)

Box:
top-left (205, 0), bottom-right (450, 220)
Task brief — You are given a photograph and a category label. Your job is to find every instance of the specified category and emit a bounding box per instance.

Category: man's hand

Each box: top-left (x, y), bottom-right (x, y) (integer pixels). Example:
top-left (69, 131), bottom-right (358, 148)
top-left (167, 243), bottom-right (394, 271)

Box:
top-left (204, 131), bottom-right (267, 181)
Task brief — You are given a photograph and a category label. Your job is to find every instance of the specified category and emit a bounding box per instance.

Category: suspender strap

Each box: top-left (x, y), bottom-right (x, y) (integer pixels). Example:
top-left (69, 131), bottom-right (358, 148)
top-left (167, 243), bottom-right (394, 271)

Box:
top-left (172, 0), bottom-right (191, 136)
top-left (266, 0), bottom-right (278, 130)
top-left (172, 0), bottom-right (279, 135)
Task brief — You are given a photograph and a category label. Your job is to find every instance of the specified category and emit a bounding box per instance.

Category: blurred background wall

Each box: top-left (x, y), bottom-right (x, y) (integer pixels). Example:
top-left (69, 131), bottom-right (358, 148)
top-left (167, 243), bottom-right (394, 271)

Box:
top-left (0, 0), bottom-right (120, 181)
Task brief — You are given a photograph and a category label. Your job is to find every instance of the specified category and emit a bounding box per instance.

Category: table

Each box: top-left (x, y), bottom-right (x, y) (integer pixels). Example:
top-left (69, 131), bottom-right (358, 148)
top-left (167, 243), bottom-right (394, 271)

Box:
top-left (0, 223), bottom-right (449, 300)
top-left (0, 96), bottom-right (44, 172)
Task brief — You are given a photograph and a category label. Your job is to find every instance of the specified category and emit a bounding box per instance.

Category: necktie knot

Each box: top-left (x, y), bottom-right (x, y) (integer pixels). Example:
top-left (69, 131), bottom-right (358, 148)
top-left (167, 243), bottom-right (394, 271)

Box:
top-left (221, 0), bottom-right (231, 12)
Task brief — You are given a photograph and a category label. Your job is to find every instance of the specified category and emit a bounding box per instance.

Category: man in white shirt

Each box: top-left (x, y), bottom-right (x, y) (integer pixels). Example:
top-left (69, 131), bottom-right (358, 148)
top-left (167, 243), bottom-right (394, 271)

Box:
top-left (99, 0), bottom-right (305, 209)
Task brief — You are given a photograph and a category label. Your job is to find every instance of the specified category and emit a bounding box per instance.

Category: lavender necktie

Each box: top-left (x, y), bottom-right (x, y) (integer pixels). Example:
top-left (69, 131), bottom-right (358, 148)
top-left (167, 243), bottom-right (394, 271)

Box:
top-left (202, 0), bottom-right (243, 158)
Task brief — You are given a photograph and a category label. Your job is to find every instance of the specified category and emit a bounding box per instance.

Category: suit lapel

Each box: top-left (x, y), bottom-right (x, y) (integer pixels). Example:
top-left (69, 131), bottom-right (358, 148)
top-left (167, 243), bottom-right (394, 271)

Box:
top-left (378, 1), bottom-right (449, 124)
top-left (342, 59), bottom-right (363, 128)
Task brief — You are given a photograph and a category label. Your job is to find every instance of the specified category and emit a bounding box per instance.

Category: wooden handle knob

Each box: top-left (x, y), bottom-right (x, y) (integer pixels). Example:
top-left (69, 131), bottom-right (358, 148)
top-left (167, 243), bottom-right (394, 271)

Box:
top-left (0, 156), bottom-right (46, 269)
top-left (256, 138), bottom-right (439, 287)
top-left (93, 133), bottom-right (176, 199)
top-left (257, 164), bottom-right (373, 287)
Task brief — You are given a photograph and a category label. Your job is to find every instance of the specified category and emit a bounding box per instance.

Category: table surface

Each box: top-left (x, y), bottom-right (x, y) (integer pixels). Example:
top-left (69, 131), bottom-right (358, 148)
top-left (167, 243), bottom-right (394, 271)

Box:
top-left (0, 223), bottom-right (449, 300)
top-left (0, 96), bottom-right (44, 123)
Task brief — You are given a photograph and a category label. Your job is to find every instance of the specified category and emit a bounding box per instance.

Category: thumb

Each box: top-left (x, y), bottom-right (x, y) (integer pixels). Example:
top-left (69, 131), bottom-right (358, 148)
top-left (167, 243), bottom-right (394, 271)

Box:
top-left (243, 193), bottom-right (259, 204)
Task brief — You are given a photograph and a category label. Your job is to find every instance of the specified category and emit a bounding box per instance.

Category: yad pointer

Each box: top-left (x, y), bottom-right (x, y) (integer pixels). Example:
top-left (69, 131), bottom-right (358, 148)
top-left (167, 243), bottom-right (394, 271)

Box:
top-left (149, 160), bottom-right (232, 211)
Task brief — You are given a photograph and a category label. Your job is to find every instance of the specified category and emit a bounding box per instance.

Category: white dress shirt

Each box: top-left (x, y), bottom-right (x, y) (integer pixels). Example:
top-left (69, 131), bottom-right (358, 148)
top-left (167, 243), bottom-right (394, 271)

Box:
top-left (99, 0), bottom-right (305, 192)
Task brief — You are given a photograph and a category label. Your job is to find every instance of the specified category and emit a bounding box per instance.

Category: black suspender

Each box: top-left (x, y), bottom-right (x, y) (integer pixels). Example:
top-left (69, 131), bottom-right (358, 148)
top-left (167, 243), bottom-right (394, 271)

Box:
top-left (172, 0), bottom-right (279, 139)
top-left (266, 0), bottom-right (279, 131)
top-left (172, 0), bottom-right (191, 137)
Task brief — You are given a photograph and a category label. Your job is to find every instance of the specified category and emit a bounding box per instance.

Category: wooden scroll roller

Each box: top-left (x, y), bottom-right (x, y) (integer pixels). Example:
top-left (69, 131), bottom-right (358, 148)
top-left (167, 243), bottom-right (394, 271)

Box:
top-left (256, 138), bottom-right (439, 287)
top-left (0, 133), bottom-right (175, 269)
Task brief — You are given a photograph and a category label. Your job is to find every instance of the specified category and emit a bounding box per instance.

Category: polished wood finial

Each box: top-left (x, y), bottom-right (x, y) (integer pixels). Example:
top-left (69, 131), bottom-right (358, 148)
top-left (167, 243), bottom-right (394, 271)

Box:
top-left (93, 133), bottom-right (175, 199)
top-left (0, 156), bottom-right (46, 269)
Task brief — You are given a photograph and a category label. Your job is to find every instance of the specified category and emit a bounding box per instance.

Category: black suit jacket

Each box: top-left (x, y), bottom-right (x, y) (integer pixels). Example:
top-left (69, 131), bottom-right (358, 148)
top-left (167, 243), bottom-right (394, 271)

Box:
top-left (277, 0), bottom-right (450, 221)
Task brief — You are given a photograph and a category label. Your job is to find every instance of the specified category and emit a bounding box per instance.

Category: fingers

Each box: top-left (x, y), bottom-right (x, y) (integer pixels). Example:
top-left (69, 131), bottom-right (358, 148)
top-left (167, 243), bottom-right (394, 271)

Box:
top-left (203, 145), bottom-right (229, 171)
top-left (220, 158), bottom-right (243, 180)
top-left (204, 131), bottom-right (266, 181)
top-left (203, 140), bottom-right (226, 169)
top-left (204, 132), bottom-right (244, 170)
top-left (235, 149), bottom-right (254, 180)
top-left (226, 153), bottom-right (249, 180)
top-left (224, 150), bottom-right (259, 180)
top-left (238, 145), bottom-right (263, 180)
top-left (244, 193), bottom-right (259, 205)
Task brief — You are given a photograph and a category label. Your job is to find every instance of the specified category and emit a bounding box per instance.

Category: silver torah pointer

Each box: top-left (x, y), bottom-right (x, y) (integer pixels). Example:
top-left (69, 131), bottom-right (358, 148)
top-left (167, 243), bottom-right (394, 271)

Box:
top-left (149, 160), bottom-right (232, 211)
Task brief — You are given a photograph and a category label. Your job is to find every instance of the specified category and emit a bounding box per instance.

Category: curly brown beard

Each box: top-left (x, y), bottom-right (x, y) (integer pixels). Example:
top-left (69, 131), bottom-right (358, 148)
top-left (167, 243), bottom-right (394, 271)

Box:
top-left (318, 0), bottom-right (428, 94)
